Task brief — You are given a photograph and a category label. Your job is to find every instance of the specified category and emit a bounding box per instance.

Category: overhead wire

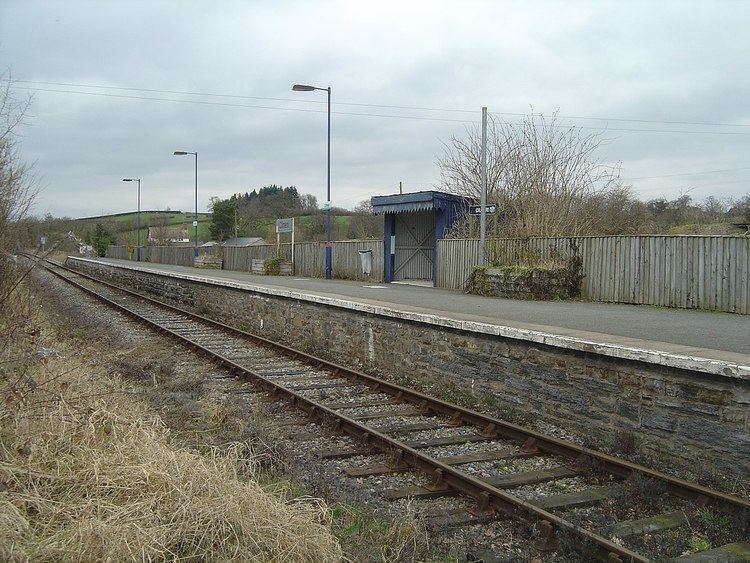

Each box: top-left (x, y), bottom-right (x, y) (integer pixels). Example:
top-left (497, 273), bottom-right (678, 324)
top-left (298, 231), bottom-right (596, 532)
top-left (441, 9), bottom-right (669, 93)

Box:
top-left (12, 79), bottom-right (750, 129)
top-left (10, 86), bottom-right (476, 124)
top-left (9, 83), bottom-right (750, 136)
top-left (7, 80), bottom-right (750, 204)
top-left (632, 178), bottom-right (749, 192)
top-left (626, 167), bottom-right (750, 180)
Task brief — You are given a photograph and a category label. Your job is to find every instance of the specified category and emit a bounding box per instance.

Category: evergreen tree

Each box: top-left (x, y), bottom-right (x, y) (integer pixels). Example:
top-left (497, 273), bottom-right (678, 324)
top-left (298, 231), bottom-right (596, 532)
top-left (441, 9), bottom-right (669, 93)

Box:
top-left (209, 197), bottom-right (237, 241)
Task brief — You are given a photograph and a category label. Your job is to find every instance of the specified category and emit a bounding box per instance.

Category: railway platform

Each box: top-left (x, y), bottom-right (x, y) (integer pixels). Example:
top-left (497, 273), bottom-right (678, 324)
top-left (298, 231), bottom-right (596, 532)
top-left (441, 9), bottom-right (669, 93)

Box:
top-left (85, 257), bottom-right (749, 374)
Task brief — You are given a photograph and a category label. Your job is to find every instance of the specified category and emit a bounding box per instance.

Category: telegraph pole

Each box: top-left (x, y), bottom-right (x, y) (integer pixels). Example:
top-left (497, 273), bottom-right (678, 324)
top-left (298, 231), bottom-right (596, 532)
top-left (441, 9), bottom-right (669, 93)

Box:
top-left (479, 106), bottom-right (488, 265)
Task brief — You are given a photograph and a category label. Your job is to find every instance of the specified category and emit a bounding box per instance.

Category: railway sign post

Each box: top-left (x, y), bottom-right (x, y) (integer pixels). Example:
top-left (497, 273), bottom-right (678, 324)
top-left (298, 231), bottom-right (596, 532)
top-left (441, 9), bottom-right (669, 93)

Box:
top-left (276, 217), bottom-right (295, 272)
top-left (469, 204), bottom-right (497, 215)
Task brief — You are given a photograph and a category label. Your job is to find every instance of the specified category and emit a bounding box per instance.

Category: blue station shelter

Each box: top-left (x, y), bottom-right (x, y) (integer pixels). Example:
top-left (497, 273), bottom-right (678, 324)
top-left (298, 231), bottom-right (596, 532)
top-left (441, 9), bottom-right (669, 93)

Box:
top-left (371, 191), bottom-right (470, 285)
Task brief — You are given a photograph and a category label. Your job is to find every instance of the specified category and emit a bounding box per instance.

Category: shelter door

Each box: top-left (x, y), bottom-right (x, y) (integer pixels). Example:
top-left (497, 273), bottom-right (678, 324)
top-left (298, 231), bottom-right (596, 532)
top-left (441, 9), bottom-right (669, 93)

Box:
top-left (393, 211), bottom-right (435, 281)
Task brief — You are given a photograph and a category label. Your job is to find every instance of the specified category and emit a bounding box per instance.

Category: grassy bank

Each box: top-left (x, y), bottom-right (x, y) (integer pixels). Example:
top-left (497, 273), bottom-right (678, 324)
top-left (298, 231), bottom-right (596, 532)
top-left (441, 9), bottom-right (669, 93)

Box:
top-left (1, 263), bottom-right (441, 562)
top-left (0, 283), bottom-right (341, 561)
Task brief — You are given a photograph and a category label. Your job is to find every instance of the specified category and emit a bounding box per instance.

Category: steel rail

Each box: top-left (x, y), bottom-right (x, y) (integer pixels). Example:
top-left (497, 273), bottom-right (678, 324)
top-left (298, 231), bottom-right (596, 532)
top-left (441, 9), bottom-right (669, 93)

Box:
top-left (28, 255), bottom-right (750, 560)
top-left (43, 257), bottom-right (749, 519)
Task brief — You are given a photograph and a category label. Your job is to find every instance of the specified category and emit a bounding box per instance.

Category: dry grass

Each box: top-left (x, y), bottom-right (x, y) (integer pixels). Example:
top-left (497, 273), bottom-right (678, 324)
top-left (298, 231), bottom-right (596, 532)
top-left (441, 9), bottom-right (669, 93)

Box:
top-left (0, 286), bottom-right (342, 562)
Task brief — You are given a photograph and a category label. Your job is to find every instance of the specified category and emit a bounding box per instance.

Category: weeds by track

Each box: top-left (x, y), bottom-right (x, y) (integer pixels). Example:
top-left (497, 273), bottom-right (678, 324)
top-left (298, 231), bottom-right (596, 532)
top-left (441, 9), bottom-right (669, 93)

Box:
top-left (26, 254), bottom-right (750, 562)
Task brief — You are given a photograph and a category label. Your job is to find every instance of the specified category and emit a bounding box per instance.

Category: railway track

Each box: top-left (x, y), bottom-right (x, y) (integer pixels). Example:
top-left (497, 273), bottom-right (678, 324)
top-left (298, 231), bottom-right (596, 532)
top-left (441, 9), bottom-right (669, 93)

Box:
top-left (26, 254), bottom-right (750, 562)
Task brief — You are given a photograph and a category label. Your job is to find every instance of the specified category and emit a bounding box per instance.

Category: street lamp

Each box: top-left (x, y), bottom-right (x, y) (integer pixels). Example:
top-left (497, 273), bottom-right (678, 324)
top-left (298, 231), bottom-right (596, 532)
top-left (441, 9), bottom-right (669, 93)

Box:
top-left (292, 83), bottom-right (332, 279)
top-left (173, 150), bottom-right (199, 256)
top-left (122, 178), bottom-right (141, 261)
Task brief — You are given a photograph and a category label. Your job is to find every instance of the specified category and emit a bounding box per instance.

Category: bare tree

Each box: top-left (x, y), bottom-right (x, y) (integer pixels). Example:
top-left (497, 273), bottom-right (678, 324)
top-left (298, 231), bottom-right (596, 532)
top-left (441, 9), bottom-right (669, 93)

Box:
top-left (439, 113), bottom-right (621, 238)
top-left (0, 72), bottom-right (38, 253)
top-left (701, 195), bottom-right (729, 223)
top-left (347, 199), bottom-right (382, 239)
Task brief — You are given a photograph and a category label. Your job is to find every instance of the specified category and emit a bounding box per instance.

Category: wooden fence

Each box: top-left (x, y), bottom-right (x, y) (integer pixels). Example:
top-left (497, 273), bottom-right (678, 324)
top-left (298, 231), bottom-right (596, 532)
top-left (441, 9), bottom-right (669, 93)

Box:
top-left (107, 239), bottom-right (384, 282)
top-left (106, 245), bottom-right (217, 267)
top-left (223, 240), bottom-right (384, 281)
top-left (222, 244), bottom-right (290, 272)
top-left (436, 236), bottom-right (750, 314)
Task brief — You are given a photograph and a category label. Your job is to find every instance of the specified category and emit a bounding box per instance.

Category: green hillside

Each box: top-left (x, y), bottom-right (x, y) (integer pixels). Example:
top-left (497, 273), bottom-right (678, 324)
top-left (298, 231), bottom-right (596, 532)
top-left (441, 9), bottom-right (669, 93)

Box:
top-left (71, 210), bottom-right (369, 246)
top-left (73, 211), bottom-right (212, 245)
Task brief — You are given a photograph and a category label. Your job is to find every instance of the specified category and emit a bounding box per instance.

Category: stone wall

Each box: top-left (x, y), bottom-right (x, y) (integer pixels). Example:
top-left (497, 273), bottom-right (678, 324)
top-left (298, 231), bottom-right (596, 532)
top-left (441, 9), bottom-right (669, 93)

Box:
top-left (467, 266), bottom-right (579, 299)
top-left (67, 257), bottom-right (750, 480)
top-left (194, 254), bottom-right (223, 269)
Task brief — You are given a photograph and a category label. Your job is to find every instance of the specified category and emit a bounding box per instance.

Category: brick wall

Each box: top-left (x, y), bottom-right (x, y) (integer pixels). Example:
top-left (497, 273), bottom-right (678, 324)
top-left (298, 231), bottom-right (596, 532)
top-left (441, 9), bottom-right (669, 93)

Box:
top-left (68, 258), bottom-right (750, 480)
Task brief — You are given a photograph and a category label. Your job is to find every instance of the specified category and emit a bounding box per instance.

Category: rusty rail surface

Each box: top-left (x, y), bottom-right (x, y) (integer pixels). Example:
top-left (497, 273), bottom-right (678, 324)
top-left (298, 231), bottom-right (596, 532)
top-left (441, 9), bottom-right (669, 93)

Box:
top-left (27, 254), bottom-right (750, 562)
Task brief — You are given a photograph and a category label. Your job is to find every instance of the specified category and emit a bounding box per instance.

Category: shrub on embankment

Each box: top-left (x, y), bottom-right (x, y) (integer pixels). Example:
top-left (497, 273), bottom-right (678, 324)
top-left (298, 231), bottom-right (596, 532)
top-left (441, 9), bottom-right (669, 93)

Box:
top-left (0, 287), bottom-right (341, 562)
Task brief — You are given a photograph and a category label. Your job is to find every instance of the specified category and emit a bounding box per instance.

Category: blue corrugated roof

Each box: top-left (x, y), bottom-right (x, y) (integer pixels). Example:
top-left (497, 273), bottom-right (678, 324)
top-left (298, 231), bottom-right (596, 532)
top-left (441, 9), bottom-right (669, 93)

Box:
top-left (371, 190), bottom-right (471, 215)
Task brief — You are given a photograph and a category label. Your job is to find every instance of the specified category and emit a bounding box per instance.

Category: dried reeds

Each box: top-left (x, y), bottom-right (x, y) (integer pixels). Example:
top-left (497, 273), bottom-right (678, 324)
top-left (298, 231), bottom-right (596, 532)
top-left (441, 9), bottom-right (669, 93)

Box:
top-left (0, 293), bottom-right (342, 562)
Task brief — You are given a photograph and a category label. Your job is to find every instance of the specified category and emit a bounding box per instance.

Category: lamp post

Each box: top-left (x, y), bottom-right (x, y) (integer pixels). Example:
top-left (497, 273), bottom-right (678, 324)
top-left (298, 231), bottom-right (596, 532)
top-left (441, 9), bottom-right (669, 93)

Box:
top-left (122, 178), bottom-right (141, 261)
top-left (292, 83), bottom-right (332, 279)
top-left (173, 150), bottom-right (199, 256)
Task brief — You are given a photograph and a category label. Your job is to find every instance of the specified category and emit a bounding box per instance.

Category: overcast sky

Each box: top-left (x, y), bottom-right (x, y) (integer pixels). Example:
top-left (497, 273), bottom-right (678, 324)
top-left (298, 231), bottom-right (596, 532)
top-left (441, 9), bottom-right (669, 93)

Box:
top-left (2, 0), bottom-right (749, 218)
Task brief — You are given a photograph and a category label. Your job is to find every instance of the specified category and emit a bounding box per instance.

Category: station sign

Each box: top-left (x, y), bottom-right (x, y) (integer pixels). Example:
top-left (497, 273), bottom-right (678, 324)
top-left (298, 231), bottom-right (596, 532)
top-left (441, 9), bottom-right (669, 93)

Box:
top-left (469, 204), bottom-right (497, 215)
top-left (276, 217), bottom-right (294, 233)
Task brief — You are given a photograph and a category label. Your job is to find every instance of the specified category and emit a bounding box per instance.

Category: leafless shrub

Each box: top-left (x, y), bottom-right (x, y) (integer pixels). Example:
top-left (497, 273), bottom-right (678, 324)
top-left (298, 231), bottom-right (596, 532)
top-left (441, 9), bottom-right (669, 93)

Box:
top-left (0, 71), bottom-right (38, 254)
top-left (0, 71), bottom-right (38, 313)
top-left (439, 112), bottom-right (625, 238)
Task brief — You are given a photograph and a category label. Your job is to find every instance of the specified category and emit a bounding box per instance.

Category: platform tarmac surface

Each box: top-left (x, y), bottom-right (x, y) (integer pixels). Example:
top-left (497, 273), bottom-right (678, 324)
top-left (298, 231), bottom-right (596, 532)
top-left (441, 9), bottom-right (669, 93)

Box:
top-left (93, 258), bottom-right (749, 365)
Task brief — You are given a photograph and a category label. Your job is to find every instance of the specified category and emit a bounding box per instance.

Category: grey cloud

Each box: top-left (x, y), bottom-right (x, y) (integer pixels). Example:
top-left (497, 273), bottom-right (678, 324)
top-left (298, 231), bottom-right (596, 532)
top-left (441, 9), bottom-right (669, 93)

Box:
top-left (1, 0), bottom-right (749, 217)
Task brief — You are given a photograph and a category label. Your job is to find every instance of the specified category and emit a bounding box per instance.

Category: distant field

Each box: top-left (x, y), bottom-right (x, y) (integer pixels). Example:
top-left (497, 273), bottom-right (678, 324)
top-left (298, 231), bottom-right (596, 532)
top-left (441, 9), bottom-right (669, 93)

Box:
top-left (73, 210), bottom-right (357, 244)
top-left (73, 211), bottom-right (213, 243)
top-left (75, 211), bottom-right (211, 227)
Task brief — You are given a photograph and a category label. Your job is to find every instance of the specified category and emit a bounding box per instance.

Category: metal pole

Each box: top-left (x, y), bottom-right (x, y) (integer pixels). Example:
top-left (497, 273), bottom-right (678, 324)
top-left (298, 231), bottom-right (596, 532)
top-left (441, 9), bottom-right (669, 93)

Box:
top-left (137, 179), bottom-right (141, 261)
top-left (291, 217), bottom-right (295, 275)
top-left (325, 87), bottom-right (332, 279)
top-left (194, 152), bottom-right (199, 257)
top-left (480, 106), bottom-right (487, 266)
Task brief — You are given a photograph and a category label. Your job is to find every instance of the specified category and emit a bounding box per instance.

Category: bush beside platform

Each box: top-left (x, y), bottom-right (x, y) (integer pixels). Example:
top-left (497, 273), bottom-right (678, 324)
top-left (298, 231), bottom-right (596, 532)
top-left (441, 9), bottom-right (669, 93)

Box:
top-left (250, 258), bottom-right (293, 276)
top-left (466, 262), bottom-right (583, 300)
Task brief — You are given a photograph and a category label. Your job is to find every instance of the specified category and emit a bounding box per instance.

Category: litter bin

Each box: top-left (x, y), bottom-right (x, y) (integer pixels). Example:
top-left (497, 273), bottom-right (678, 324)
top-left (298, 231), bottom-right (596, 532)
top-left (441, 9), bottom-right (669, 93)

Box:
top-left (358, 249), bottom-right (373, 276)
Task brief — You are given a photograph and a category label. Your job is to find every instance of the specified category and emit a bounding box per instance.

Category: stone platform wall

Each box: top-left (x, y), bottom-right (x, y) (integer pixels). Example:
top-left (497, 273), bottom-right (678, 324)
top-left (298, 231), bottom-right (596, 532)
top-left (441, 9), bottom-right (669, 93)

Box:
top-left (67, 257), bottom-right (750, 480)
top-left (467, 266), bottom-right (578, 300)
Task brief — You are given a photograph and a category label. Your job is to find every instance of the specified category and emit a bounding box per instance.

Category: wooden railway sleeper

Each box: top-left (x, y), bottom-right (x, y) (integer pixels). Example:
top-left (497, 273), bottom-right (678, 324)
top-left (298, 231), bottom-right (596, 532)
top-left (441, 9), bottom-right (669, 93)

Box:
top-left (31, 257), bottom-right (747, 562)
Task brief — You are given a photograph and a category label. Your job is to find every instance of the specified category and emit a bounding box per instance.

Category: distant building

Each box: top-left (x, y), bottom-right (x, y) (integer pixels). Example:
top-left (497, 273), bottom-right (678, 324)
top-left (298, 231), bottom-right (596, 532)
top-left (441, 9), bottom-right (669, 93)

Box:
top-left (222, 237), bottom-right (267, 247)
top-left (147, 225), bottom-right (190, 244)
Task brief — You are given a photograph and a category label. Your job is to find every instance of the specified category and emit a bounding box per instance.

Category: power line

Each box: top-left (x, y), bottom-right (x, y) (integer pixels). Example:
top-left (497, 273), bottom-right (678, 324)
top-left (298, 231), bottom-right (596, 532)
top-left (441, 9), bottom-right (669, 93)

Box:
top-left (11, 86), bottom-right (476, 124)
top-left (633, 178), bottom-right (749, 192)
top-left (12, 85), bottom-right (750, 137)
top-left (11, 79), bottom-right (750, 130)
top-left (628, 166), bottom-right (750, 180)
top-left (490, 111), bottom-right (750, 130)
